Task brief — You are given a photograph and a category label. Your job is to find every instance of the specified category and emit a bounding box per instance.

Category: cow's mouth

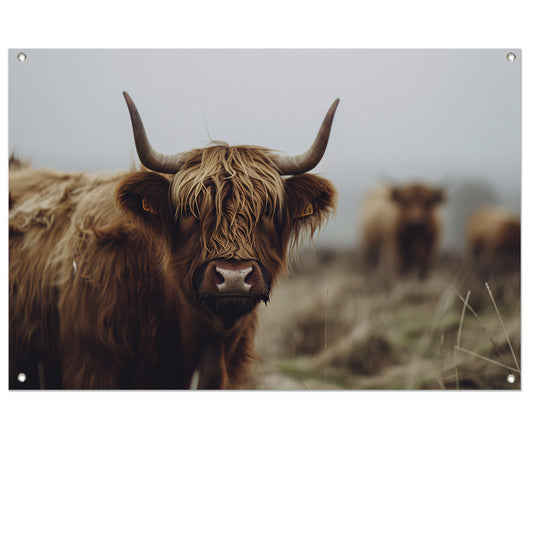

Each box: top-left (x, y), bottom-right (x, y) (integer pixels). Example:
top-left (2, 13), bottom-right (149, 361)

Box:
top-left (197, 293), bottom-right (269, 329)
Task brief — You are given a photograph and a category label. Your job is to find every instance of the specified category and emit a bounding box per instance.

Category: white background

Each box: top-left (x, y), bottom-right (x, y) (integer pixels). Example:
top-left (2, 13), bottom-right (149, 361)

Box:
top-left (2, 2), bottom-right (531, 532)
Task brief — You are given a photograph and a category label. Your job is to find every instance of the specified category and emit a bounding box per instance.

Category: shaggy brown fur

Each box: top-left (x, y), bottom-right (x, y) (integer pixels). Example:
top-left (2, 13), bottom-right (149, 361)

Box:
top-left (466, 206), bottom-right (520, 279)
top-left (360, 183), bottom-right (445, 279)
top-left (9, 145), bottom-right (336, 389)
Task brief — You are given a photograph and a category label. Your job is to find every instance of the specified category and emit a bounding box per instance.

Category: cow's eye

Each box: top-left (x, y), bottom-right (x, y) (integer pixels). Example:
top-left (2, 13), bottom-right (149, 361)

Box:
top-left (264, 205), bottom-right (272, 216)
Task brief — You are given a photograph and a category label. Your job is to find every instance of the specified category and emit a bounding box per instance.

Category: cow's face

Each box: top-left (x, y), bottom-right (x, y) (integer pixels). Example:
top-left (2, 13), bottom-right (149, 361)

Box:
top-left (118, 93), bottom-right (338, 329)
top-left (390, 184), bottom-right (445, 228)
top-left (116, 145), bottom-right (336, 330)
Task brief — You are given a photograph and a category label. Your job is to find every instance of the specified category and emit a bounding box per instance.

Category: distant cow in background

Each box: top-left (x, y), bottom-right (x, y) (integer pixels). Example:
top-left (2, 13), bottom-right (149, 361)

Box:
top-left (9, 92), bottom-right (339, 389)
top-left (360, 183), bottom-right (446, 279)
top-left (466, 206), bottom-right (520, 279)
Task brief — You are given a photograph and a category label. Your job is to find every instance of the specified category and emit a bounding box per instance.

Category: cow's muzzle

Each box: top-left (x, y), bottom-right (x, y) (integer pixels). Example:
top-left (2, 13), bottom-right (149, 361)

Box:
top-left (193, 259), bottom-right (270, 328)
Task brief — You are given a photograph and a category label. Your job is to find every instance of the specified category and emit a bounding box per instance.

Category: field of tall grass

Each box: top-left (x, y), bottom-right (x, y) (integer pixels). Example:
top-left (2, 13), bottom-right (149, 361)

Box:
top-left (249, 249), bottom-right (520, 390)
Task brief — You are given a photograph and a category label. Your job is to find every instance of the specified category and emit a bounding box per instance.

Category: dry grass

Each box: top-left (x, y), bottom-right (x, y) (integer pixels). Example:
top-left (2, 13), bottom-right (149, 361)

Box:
top-left (248, 249), bottom-right (520, 390)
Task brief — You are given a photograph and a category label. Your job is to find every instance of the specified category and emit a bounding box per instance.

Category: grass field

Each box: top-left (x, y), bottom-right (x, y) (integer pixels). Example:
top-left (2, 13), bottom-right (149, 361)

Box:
top-left (249, 249), bottom-right (520, 390)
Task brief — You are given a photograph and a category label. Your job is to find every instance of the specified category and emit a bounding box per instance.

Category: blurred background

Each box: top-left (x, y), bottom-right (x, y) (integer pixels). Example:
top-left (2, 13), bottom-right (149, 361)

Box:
top-left (9, 49), bottom-right (521, 389)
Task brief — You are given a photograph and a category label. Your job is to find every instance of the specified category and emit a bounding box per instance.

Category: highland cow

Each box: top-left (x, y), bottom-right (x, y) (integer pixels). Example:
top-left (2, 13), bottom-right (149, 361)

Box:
top-left (9, 92), bottom-right (338, 389)
top-left (466, 206), bottom-right (520, 279)
top-left (360, 183), bottom-right (445, 279)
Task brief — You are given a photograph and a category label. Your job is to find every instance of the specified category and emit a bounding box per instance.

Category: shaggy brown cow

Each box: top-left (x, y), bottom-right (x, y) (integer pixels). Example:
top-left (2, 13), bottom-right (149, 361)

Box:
top-left (466, 206), bottom-right (520, 279)
top-left (9, 92), bottom-right (338, 389)
top-left (360, 183), bottom-right (445, 278)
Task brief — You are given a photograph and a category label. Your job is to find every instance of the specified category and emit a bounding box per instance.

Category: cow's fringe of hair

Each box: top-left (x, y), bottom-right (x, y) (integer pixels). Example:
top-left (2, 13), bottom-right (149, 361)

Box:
top-left (171, 144), bottom-right (285, 258)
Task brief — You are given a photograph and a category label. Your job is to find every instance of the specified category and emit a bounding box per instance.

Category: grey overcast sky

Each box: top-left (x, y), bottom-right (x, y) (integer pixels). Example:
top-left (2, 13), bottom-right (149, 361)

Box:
top-left (9, 49), bottom-right (521, 248)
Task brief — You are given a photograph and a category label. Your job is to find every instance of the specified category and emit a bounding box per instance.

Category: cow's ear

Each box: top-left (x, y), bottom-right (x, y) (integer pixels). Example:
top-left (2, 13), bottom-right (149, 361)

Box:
top-left (116, 172), bottom-right (172, 232)
top-left (283, 174), bottom-right (337, 247)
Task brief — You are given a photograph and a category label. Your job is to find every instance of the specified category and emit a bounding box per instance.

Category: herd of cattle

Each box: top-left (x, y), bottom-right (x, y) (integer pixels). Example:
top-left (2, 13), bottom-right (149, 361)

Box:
top-left (360, 182), bottom-right (520, 280)
top-left (9, 94), bottom-right (520, 389)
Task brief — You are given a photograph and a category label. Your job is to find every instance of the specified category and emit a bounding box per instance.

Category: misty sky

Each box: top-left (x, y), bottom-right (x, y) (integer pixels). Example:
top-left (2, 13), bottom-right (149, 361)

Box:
top-left (8, 49), bottom-right (521, 248)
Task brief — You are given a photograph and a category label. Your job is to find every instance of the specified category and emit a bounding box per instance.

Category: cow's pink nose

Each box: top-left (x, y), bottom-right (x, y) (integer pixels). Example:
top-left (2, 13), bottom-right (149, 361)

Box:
top-left (215, 266), bottom-right (252, 295)
top-left (195, 259), bottom-right (268, 299)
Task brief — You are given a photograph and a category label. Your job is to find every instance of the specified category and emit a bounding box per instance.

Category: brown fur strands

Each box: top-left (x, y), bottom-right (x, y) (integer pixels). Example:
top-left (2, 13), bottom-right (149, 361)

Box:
top-left (283, 173), bottom-right (337, 258)
top-left (9, 164), bottom-right (173, 388)
top-left (171, 145), bottom-right (336, 265)
top-left (171, 145), bottom-right (285, 259)
top-left (9, 141), bottom-right (337, 389)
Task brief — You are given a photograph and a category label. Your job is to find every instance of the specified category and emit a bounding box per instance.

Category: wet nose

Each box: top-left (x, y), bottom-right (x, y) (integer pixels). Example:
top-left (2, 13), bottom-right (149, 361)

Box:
top-left (195, 259), bottom-right (268, 299)
top-left (216, 266), bottom-right (253, 295)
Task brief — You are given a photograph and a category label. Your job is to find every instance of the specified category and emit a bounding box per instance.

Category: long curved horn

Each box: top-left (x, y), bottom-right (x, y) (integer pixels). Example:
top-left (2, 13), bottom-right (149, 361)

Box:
top-left (123, 91), bottom-right (188, 174)
top-left (271, 99), bottom-right (340, 176)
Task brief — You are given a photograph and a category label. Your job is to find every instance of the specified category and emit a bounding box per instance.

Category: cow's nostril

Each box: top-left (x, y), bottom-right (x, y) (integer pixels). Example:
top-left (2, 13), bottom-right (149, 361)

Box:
top-left (244, 270), bottom-right (253, 285)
